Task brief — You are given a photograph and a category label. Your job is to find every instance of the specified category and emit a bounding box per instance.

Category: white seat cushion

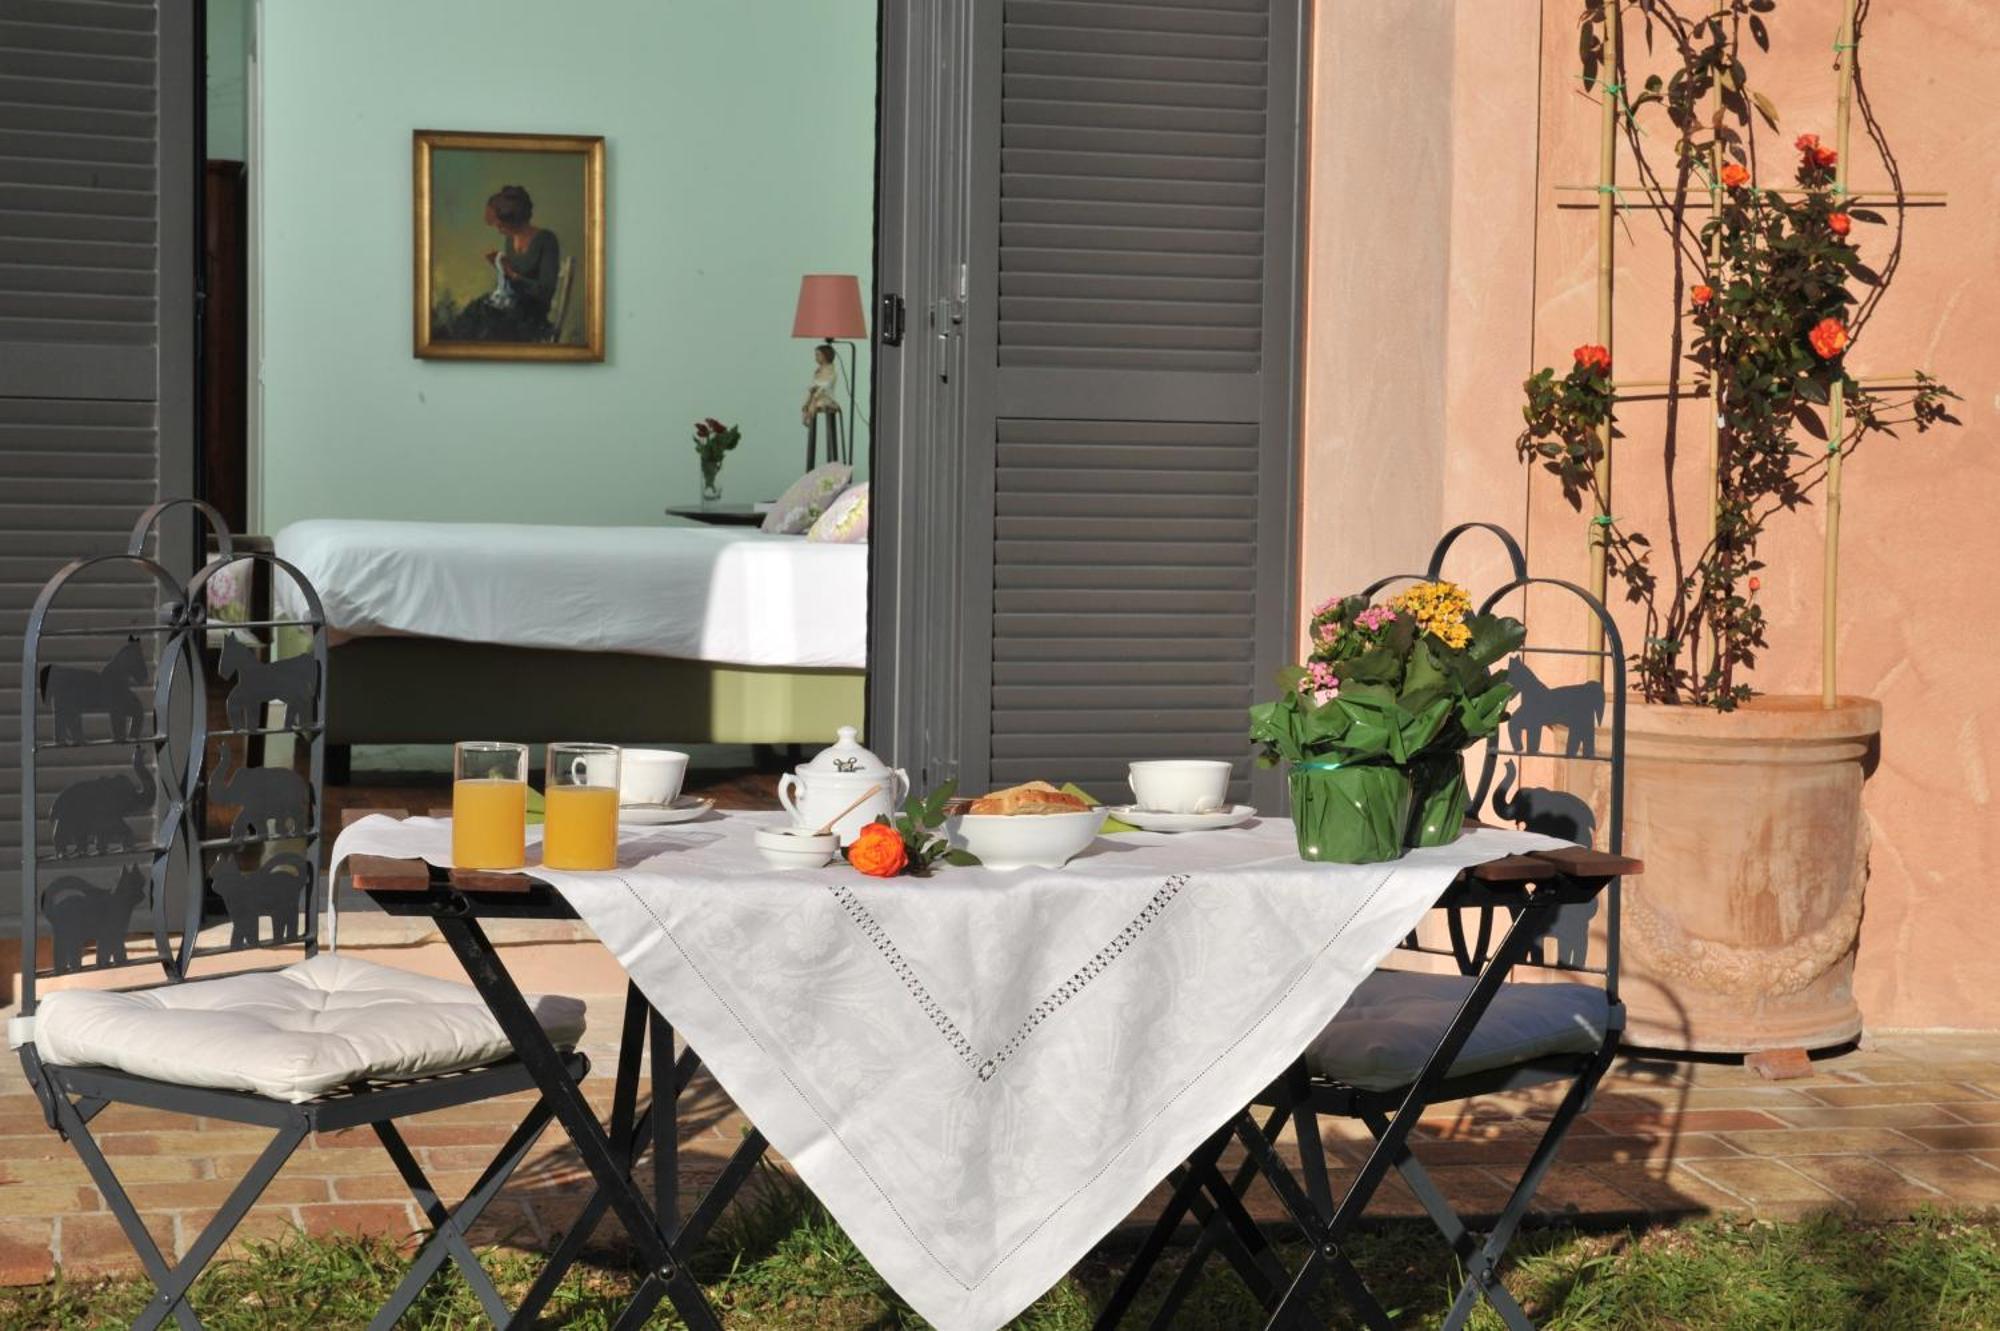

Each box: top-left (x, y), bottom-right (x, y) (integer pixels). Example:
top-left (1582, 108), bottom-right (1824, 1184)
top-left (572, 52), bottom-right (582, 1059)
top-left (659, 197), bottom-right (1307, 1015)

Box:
top-left (1306, 969), bottom-right (1609, 1091)
top-left (30, 953), bottom-right (587, 1104)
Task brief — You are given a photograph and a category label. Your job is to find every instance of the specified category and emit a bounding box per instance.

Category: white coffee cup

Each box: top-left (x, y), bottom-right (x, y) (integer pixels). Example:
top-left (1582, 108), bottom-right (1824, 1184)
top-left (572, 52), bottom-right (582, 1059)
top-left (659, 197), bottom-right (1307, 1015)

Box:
top-left (617, 748), bottom-right (689, 806)
top-left (1128, 760), bottom-right (1232, 815)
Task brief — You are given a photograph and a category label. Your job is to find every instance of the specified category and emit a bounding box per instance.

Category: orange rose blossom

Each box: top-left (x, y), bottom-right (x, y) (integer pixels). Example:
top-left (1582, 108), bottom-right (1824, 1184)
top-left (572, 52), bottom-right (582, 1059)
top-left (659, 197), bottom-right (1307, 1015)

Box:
top-left (1691, 284), bottom-right (1714, 307)
top-left (848, 821), bottom-right (910, 877)
top-left (1808, 317), bottom-right (1849, 360)
top-left (1720, 161), bottom-right (1750, 189)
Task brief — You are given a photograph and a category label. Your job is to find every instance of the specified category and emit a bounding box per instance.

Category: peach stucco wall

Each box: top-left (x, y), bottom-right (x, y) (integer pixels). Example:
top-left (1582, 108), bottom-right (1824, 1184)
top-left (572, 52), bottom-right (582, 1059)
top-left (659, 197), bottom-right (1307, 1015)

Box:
top-left (1303, 1), bottom-right (2000, 1029)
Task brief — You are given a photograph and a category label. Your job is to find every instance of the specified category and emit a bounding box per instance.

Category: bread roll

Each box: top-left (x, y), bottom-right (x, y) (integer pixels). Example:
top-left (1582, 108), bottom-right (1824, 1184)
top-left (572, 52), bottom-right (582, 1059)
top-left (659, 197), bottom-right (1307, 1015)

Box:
top-left (969, 780), bottom-right (1092, 816)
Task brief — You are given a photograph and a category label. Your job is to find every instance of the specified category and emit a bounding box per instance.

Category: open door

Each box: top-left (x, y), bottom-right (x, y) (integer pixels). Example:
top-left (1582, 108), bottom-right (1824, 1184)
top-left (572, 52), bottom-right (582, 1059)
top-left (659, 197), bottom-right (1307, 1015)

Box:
top-left (872, 0), bottom-right (1308, 808)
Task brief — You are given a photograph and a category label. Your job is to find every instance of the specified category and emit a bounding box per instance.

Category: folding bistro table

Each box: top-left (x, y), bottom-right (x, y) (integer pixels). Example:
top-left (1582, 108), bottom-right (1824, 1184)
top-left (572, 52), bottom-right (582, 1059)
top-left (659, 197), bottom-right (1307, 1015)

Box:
top-left (334, 812), bottom-right (1634, 1331)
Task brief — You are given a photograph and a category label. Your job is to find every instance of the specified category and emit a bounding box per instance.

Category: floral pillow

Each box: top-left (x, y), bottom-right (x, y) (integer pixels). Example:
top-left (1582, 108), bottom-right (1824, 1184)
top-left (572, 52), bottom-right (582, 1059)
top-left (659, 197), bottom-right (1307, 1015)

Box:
top-left (762, 463), bottom-right (851, 535)
top-left (806, 482), bottom-right (869, 544)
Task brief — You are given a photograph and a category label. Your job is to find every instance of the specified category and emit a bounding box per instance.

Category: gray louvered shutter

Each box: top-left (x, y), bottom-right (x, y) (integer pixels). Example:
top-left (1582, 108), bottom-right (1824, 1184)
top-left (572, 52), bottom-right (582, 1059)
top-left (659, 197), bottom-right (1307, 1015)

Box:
top-left (957, 0), bottom-right (1305, 807)
top-left (1, 0), bottom-right (186, 928)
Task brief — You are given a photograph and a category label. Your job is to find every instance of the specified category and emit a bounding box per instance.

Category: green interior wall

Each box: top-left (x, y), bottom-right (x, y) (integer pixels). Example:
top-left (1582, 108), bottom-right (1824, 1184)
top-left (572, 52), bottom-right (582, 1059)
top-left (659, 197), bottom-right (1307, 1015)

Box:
top-left (256, 0), bottom-right (877, 532)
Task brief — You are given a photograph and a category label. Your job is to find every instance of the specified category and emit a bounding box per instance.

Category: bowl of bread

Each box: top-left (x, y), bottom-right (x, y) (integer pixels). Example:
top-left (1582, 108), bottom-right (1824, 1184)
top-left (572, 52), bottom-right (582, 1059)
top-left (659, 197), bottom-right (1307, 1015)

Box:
top-left (945, 781), bottom-right (1108, 870)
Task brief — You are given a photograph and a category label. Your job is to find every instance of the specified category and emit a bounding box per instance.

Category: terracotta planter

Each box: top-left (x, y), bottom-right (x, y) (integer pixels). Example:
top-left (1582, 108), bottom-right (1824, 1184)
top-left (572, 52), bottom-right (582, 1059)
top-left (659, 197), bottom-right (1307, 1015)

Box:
top-left (1570, 695), bottom-right (1880, 1053)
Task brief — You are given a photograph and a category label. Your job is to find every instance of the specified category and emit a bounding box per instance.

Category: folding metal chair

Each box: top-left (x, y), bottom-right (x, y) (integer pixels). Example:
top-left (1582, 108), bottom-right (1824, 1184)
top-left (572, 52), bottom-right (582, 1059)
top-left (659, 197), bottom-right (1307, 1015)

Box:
top-left (1097, 523), bottom-right (1630, 1331)
top-left (9, 501), bottom-right (588, 1331)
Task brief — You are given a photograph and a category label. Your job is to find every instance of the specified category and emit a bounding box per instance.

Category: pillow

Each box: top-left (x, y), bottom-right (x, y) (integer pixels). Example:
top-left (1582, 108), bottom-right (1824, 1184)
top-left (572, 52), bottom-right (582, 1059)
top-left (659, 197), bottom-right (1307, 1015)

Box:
top-left (762, 463), bottom-right (852, 534)
top-left (807, 482), bottom-right (870, 544)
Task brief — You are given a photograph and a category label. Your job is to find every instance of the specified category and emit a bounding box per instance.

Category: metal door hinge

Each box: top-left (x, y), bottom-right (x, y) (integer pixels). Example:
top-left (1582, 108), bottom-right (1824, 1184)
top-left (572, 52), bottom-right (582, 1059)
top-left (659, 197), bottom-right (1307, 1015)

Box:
top-left (878, 293), bottom-right (906, 346)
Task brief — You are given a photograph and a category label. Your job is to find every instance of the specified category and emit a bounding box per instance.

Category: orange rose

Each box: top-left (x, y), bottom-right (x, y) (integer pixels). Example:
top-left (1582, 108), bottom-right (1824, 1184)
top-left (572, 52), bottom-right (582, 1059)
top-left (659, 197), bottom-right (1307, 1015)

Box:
top-left (1795, 133), bottom-right (1838, 169)
top-left (1747, 576), bottom-right (1762, 594)
top-left (1720, 161), bottom-right (1751, 189)
top-left (1572, 343), bottom-right (1612, 375)
top-left (1827, 212), bottom-right (1852, 236)
top-left (1691, 284), bottom-right (1714, 308)
top-left (1808, 316), bottom-right (1849, 360)
top-left (848, 821), bottom-right (909, 877)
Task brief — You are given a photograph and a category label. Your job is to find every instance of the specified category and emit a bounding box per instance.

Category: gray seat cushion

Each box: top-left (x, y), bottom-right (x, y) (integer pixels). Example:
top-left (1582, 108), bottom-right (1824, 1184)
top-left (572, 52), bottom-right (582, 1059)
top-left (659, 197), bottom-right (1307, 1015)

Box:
top-left (1306, 969), bottom-right (1609, 1091)
top-left (28, 953), bottom-right (587, 1104)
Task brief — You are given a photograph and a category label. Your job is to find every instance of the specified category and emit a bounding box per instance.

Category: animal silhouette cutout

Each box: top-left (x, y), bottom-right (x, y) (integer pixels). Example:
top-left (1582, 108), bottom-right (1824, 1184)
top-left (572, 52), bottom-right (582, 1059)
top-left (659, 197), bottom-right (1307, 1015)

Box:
top-left (1505, 658), bottom-right (1604, 759)
top-left (212, 853), bottom-right (313, 946)
top-left (40, 637), bottom-right (147, 745)
top-left (41, 865), bottom-right (148, 971)
top-left (1491, 760), bottom-right (1599, 968)
top-left (211, 746), bottom-right (312, 841)
top-left (218, 635), bottom-right (318, 730)
top-left (48, 748), bottom-right (156, 854)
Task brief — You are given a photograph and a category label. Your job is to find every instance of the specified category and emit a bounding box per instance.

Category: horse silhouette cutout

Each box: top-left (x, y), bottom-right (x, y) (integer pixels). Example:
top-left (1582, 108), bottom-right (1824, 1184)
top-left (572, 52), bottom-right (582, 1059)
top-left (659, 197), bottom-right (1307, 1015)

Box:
top-left (41, 864), bottom-right (148, 971)
top-left (212, 852), bottom-right (313, 946)
top-left (1490, 759), bottom-right (1599, 968)
top-left (218, 634), bottom-right (318, 731)
top-left (212, 745), bottom-right (312, 842)
top-left (48, 748), bottom-right (155, 855)
top-left (40, 637), bottom-right (147, 745)
top-left (1505, 657), bottom-right (1603, 759)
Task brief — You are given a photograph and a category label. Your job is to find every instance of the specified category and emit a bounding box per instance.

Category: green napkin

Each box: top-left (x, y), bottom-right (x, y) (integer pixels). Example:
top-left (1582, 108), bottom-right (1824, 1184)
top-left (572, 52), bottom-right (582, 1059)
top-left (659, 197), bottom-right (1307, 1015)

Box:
top-left (1064, 783), bottom-right (1138, 834)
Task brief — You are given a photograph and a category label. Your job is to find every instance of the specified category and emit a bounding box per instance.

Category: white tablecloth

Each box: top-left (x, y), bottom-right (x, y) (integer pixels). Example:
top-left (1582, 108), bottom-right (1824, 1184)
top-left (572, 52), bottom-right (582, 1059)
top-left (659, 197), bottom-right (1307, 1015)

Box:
top-left (331, 812), bottom-right (1562, 1331)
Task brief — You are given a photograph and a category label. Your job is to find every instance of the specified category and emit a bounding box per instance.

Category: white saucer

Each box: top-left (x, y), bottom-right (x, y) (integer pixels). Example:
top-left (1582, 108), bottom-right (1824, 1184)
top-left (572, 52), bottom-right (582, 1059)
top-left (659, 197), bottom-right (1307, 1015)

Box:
top-left (1110, 804), bottom-right (1257, 833)
top-left (618, 796), bottom-right (716, 826)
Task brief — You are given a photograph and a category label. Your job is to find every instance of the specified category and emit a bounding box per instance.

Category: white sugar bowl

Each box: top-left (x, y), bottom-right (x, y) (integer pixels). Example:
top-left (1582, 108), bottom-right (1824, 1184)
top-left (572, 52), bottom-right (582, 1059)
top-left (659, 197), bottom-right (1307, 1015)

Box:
top-left (776, 726), bottom-right (910, 846)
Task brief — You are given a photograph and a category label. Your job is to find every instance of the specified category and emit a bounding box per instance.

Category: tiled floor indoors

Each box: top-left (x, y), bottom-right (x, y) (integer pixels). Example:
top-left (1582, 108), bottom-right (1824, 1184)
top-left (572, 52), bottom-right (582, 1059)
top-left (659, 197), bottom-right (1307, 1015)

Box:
top-left (5, 760), bottom-right (1998, 1285)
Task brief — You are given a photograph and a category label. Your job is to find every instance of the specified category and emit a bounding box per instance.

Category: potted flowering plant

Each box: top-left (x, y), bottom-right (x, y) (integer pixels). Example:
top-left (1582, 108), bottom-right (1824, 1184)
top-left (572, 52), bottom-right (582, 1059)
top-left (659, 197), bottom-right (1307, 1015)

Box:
top-left (1251, 581), bottom-right (1523, 863)
top-left (691, 417), bottom-right (740, 503)
top-left (1510, 2), bottom-right (1959, 1053)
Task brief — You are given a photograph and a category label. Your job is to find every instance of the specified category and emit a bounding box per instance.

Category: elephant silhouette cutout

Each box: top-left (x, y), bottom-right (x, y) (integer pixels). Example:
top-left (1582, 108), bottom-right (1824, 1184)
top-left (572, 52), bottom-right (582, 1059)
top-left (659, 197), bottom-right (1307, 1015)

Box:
top-left (211, 746), bottom-right (312, 842)
top-left (1491, 760), bottom-right (1598, 968)
top-left (212, 852), bottom-right (313, 947)
top-left (48, 748), bottom-right (155, 855)
top-left (1505, 657), bottom-right (1603, 759)
top-left (39, 637), bottom-right (147, 745)
top-left (41, 865), bottom-right (148, 972)
top-left (218, 635), bottom-right (318, 730)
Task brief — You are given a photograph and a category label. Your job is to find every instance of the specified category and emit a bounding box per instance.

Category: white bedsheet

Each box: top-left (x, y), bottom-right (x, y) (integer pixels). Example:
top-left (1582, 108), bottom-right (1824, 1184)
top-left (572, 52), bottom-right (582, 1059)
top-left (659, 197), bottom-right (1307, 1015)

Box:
top-left (272, 519), bottom-right (867, 670)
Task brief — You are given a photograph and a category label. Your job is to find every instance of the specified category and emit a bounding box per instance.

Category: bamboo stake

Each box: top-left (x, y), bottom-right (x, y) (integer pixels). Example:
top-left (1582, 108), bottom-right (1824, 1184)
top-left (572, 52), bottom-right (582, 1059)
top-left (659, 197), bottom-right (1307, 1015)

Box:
top-left (1702, 0), bottom-right (1726, 572)
top-left (1586, 0), bottom-right (1621, 680)
top-left (1822, 0), bottom-right (1860, 708)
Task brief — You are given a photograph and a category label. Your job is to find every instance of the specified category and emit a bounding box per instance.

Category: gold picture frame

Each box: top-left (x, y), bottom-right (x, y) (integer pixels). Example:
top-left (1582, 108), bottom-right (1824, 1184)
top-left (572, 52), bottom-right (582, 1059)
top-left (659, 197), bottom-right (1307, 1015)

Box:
top-left (413, 129), bottom-right (605, 362)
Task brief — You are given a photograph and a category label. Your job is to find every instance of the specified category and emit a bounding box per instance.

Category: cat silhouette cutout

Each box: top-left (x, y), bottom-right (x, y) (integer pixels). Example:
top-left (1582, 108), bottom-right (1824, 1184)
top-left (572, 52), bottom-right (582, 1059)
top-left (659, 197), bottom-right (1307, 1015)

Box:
top-left (212, 746), bottom-right (312, 842)
top-left (40, 637), bottom-right (147, 745)
top-left (41, 865), bottom-right (148, 971)
top-left (1505, 658), bottom-right (1603, 759)
top-left (218, 635), bottom-right (318, 731)
top-left (48, 748), bottom-right (155, 855)
top-left (212, 852), bottom-right (313, 947)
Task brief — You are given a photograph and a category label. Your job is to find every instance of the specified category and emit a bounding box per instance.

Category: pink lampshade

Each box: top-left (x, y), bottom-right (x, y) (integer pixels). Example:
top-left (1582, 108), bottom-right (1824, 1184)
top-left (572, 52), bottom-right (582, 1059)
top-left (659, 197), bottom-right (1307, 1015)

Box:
top-left (791, 273), bottom-right (866, 340)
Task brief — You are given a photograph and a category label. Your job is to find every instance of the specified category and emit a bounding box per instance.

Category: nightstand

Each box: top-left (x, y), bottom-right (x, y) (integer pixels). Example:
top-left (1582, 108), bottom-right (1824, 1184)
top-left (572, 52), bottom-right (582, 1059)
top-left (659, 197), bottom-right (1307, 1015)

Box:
top-left (664, 504), bottom-right (769, 527)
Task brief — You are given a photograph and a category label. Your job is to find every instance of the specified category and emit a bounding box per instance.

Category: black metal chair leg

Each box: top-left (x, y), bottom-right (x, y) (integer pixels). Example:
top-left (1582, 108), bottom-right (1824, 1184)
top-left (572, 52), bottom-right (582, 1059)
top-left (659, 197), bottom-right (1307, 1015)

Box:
top-left (367, 1101), bottom-right (553, 1330)
top-left (1093, 1123), bottom-right (1235, 1331)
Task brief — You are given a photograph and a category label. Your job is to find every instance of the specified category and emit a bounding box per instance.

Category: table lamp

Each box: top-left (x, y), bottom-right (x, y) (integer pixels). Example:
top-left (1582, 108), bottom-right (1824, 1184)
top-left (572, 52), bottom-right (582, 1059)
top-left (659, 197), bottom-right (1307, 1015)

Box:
top-left (792, 274), bottom-right (866, 465)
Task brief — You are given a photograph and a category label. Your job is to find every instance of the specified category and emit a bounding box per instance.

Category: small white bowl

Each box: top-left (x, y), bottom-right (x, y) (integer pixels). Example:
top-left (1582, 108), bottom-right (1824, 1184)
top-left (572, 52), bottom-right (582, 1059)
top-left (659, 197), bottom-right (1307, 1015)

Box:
top-left (754, 826), bottom-right (838, 870)
top-left (945, 807), bottom-right (1109, 870)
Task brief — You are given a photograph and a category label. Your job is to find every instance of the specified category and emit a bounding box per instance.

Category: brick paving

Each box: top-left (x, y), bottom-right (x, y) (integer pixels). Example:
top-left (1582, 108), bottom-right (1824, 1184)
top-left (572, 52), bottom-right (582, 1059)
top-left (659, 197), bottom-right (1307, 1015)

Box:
top-left (4, 1033), bottom-right (2000, 1286)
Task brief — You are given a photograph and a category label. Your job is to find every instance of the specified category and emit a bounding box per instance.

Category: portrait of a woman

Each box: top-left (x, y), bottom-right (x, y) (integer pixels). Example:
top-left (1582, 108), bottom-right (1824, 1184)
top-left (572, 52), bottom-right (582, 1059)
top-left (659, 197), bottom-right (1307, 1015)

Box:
top-left (414, 130), bottom-right (605, 361)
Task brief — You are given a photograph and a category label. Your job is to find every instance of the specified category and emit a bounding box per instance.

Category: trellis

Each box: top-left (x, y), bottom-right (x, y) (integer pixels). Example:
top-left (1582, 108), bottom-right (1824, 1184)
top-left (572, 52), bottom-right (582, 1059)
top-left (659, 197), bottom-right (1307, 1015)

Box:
top-left (1554, 0), bottom-right (1942, 701)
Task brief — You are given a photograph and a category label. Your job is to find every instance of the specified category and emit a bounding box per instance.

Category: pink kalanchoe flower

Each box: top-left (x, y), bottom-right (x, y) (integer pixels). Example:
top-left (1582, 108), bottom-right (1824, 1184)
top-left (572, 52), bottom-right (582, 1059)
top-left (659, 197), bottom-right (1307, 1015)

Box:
top-left (1298, 661), bottom-right (1340, 706)
top-left (1354, 604), bottom-right (1397, 632)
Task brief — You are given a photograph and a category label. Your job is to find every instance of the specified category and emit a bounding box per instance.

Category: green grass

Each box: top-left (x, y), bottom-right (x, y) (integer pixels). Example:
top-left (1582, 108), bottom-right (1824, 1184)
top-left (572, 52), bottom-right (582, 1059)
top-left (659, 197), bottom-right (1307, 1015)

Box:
top-left (6, 1186), bottom-right (1999, 1330)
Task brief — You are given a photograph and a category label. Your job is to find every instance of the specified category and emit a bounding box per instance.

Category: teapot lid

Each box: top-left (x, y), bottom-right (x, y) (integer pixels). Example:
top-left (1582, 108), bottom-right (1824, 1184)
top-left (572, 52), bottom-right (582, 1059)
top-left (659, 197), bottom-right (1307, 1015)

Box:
top-left (797, 725), bottom-right (893, 779)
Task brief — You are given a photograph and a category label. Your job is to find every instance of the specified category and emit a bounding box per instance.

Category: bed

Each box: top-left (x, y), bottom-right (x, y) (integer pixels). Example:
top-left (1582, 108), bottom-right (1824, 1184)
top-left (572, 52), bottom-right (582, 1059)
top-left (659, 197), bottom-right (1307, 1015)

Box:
top-left (270, 520), bottom-right (867, 774)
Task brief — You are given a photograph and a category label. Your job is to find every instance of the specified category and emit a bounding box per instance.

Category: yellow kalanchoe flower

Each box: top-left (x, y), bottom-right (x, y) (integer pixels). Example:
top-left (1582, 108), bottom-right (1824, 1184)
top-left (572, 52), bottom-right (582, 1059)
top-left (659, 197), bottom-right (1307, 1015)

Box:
top-left (1392, 580), bottom-right (1474, 650)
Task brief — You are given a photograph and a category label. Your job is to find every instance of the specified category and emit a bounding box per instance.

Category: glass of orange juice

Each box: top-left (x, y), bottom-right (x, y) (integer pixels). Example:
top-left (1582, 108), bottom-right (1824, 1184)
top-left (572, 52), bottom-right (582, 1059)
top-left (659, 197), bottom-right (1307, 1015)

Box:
top-left (543, 742), bottom-right (621, 871)
top-left (452, 741), bottom-right (528, 869)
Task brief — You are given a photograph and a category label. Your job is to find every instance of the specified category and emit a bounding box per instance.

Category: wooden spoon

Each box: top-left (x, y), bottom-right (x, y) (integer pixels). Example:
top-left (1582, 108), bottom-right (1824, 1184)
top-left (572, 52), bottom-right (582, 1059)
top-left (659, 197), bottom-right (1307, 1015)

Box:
top-left (813, 784), bottom-right (884, 837)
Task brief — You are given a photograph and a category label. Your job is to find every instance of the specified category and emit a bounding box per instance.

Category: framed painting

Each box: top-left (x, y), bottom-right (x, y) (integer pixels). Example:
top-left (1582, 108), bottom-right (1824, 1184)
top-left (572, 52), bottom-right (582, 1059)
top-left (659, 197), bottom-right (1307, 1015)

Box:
top-left (413, 130), bottom-right (605, 362)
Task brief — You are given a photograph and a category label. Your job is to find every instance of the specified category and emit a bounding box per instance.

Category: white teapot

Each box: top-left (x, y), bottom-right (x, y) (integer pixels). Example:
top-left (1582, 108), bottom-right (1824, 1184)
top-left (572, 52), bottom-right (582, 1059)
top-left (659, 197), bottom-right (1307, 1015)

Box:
top-left (777, 726), bottom-right (910, 846)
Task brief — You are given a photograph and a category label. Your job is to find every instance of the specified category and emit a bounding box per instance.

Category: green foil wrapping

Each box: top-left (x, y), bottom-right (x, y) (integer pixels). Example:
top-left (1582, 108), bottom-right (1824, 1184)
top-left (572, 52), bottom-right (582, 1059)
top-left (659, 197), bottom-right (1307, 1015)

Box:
top-left (1289, 762), bottom-right (1412, 864)
top-left (1404, 753), bottom-right (1469, 848)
